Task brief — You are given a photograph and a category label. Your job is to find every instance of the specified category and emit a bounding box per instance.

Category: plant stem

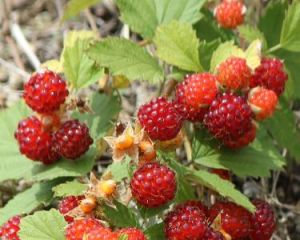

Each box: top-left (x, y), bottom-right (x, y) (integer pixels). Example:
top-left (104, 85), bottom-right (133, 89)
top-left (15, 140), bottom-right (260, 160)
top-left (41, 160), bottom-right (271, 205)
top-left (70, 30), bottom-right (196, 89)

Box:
top-left (267, 44), bottom-right (282, 54)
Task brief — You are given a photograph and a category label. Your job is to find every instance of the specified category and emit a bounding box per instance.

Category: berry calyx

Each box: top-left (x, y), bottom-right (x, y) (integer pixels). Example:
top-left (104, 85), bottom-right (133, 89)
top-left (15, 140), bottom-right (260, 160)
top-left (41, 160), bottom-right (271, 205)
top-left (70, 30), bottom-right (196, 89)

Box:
top-left (98, 180), bottom-right (117, 197)
top-left (80, 196), bottom-right (97, 214)
top-left (250, 57), bottom-right (288, 96)
top-left (65, 218), bottom-right (103, 240)
top-left (209, 201), bottom-right (252, 239)
top-left (139, 140), bottom-right (156, 163)
top-left (248, 87), bottom-right (278, 121)
top-left (117, 228), bottom-right (147, 240)
top-left (216, 57), bottom-right (251, 91)
top-left (164, 201), bottom-right (208, 240)
top-left (23, 70), bottom-right (68, 113)
top-left (53, 119), bottom-right (93, 159)
top-left (204, 93), bottom-right (253, 145)
top-left (15, 116), bottom-right (60, 164)
top-left (138, 97), bottom-right (183, 141)
top-left (58, 195), bottom-right (84, 223)
top-left (130, 162), bottom-right (176, 208)
top-left (250, 199), bottom-right (276, 240)
top-left (214, 0), bottom-right (246, 29)
top-left (0, 215), bottom-right (21, 240)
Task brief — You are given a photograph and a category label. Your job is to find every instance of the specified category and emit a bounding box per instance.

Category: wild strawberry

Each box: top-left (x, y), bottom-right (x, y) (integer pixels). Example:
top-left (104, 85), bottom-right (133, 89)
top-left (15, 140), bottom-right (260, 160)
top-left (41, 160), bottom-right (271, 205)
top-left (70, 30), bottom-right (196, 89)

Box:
top-left (250, 57), bottom-right (288, 96)
top-left (209, 201), bottom-right (252, 239)
top-left (250, 199), bottom-right (276, 240)
top-left (15, 116), bottom-right (60, 164)
top-left (130, 162), bottom-right (176, 208)
top-left (58, 195), bottom-right (84, 223)
top-left (204, 93), bottom-right (253, 145)
top-left (214, 0), bottom-right (246, 29)
top-left (23, 70), bottom-right (68, 113)
top-left (86, 227), bottom-right (117, 240)
top-left (138, 97), bottom-right (183, 141)
top-left (174, 200), bottom-right (209, 217)
top-left (216, 57), bottom-right (251, 91)
top-left (65, 218), bottom-right (103, 240)
top-left (211, 169), bottom-right (231, 180)
top-left (164, 201), bottom-right (208, 239)
top-left (53, 119), bottom-right (93, 159)
top-left (203, 228), bottom-right (225, 240)
top-left (117, 228), bottom-right (147, 240)
top-left (0, 216), bottom-right (21, 240)
top-left (174, 78), bottom-right (209, 123)
top-left (248, 87), bottom-right (278, 120)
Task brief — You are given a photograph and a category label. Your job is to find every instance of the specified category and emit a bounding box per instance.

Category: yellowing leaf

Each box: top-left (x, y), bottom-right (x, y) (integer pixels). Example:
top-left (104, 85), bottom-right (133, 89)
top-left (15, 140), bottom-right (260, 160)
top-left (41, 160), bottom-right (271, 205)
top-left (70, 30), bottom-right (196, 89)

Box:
top-left (41, 59), bottom-right (63, 73)
top-left (112, 75), bottom-right (131, 89)
top-left (245, 39), bottom-right (262, 70)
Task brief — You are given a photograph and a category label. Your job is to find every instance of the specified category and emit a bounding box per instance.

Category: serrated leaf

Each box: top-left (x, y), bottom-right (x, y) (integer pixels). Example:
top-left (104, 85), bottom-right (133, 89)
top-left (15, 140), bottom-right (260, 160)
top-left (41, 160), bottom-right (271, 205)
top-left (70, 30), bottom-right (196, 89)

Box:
top-left (192, 128), bottom-right (285, 178)
top-left (145, 223), bottom-right (165, 240)
top-left (210, 41), bottom-right (245, 72)
top-left (19, 209), bottom-right (67, 240)
top-left (116, 0), bottom-right (205, 40)
top-left (199, 39), bottom-right (221, 71)
top-left (103, 201), bottom-right (140, 228)
top-left (53, 181), bottom-right (87, 197)
top-left (238, 25), bottom-right (267, 49)
top-left (88, 37), bottom-right (164, 83)
top-left (73, 93), bottom-right (121, 140)
top-left (189, 170), bottom-right (255, 212)
top-left (109, 157), bottom-right (132, 182)
top-left (154, 21), bottom-right (203, 72)
top-left (280, 2), bottom-right (300, 52)
top-left (245, 39), bottom-right (262, 70)
top-left (0, 181), bottom-right (59, 225)
top-left (62, 0), bottom-right (101, 21)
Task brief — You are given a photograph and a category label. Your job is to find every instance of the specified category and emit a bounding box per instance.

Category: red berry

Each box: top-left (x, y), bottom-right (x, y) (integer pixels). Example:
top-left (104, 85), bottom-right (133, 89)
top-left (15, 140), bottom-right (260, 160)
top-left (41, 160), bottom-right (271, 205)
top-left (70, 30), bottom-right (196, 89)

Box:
top-left (211, 169), bottom-right (231, 180)
top-left (174, 200), bottom-right (209, 217)
top-left (0, 216), bottom-right (21, 240)
top-left (216, 57), bottom-right (251, 91)
top-left (86, 227), bottom-right (117, 240)
top-left (209, 202), bottom-right (251, 239)
top-left (58, 195), bottom-right (85, 223)
top-left (15, 116), bottom-right (60, 164)
top-left (215, 0), bottom-right (246, 29)
top-left (165, 201), bottom-right (208, 240)
top-left (24, 70), bottom-right (68, 113)
top-left (250, 200), bottom-right (276, 240)
top-left (117, 228), bottom-right (147, 240)
top-left (130, 162), bottom-right (176, 208)
top-left (53, 120), bottom-right (93, 159)
top-left (248, 87), bottom-right (278, 121)
top-left (204, 93), bottom-right (253, 145)
top-left (138, 97), bottom-right (183, 141)
top-left (250, 57), bottom-right (288, 96)
top-left (223, 123), bottom-right (256, 149)
top-left (65, 218), bottom-right (103, 240)
top-left (203, 228), bottom-right (225, 240)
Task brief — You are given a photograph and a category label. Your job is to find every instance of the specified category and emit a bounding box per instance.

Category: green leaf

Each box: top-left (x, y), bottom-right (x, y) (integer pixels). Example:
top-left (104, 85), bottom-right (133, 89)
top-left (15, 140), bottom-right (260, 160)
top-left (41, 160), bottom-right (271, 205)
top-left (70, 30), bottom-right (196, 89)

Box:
top-left (189, 170), bottom-right (255, 213)
top-left (62, 0), bottom-right (101, 21)
top-left (0, 181), bottom-right (59, 225)
top-left (199, 39), bottom-right (221, 71)
top-left (73, 93), bottom-right (121, 140)
top-left (145, 223), bottom-right (165, 240)
top-left (192, 128), bottom-right (285, 178)
top-left (154, 21), bottom-right (203, 72)
top-left (88, 38), bottom-right (164, 83)
top-left (109, 157), bottom-right (132, 182)
top-left (244, 39), bottom-right (262, 71)
top-left (19, 209), bottom-right (67, 240)
top-left (238, 25), bottom-right (267, 49)
top-left (280, 2), bottom-right (300, 52)
top-left (103, 201), bottom-right (140, 228)
top-left (116, 0), bottom-right (205, 40)
top-left (53, 180), bottom-right (87, 197)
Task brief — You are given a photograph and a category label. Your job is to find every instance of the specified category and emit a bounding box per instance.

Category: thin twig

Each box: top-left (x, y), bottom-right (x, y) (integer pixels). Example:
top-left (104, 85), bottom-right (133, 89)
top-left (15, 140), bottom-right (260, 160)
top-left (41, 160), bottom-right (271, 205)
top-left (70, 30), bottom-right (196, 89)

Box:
top-left (84, 9), bottom-right (99, 35)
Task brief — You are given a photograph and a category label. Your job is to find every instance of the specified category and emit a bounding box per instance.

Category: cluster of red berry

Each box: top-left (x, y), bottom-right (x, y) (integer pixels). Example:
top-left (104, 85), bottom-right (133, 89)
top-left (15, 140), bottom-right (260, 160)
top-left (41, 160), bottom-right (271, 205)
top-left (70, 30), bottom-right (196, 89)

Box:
top-left (138, 57), bottom-right (287, 149)
top-left (14, 70), bottom-right (93, 164)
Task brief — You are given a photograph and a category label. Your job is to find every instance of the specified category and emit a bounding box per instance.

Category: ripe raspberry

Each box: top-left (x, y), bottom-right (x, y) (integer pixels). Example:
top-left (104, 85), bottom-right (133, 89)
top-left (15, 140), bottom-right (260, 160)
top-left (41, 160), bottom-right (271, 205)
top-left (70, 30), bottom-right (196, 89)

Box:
top-left (138, 97), bottom-right (183, 141)
top-left (58, 195), bottom-right (85, 223)
top-left (164, 201), bottom-right (208, 239)
top-left (209, 202), bottom-right (251, 239)
top-left (250, 199), bottom-right (276, 240)
top-left (211, 169), bottom-right (231, 180)
top-left (174, 200), bottom-right (209, 217)
top-left (23, 70), bottom-right (68, 113)
top-left (223, 123), bottom-right (256, 149)
top-left (216, 57), bottom-right (251, 91)
top-left (204, 93), bottom-right (253, 144)
top-left (117, 228), bottom-right (147, 240)
top-left (248, 87), bottom-right (278, 121)
top-left (250, 57), bottom-right (288, 96)
top-left (86, 227), bottom-right (117, 240)
top-left (174, 78), bottom-right (208, 123)
top-left (15, 116), bottom-right (60, 164)
top-left (130, 162), bottom-right (176, 208)
top-left (214, 0), bottom-right (246, 29)
top-left (65, 218), bottom-right (103, 240)
top-left (203, 228), bottom-right (225, 240)
top-left (0, 216), bottom-right (21, 240)
top-left (53, 120), bottom-right (93, 159)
